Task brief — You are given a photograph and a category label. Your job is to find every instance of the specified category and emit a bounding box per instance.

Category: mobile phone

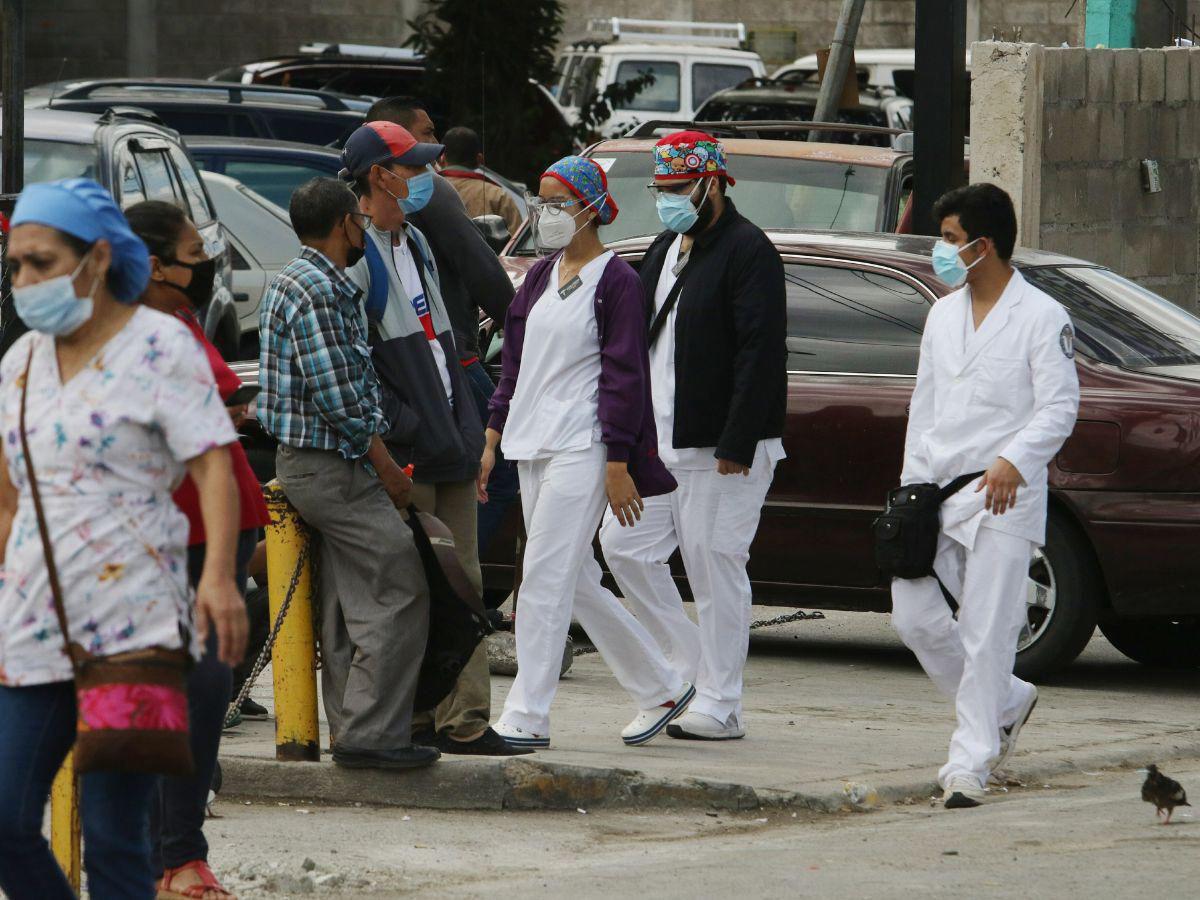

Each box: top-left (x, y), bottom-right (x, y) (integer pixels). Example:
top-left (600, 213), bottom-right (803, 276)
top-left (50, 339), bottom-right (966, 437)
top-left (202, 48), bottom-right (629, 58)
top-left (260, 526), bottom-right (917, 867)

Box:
top-left (225, 384), bottom-right (261, 407)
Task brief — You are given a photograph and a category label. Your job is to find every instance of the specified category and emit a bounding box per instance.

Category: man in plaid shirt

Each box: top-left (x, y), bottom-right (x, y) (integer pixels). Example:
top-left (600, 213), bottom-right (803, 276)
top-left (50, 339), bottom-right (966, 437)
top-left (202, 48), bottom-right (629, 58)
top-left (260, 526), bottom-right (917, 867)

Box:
top-left (258, 177), bottom-right (439, 771)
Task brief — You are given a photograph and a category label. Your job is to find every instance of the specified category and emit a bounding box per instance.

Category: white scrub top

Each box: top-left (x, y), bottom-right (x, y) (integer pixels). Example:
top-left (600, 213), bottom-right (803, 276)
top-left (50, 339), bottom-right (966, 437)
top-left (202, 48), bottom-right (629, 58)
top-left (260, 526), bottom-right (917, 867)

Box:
top-left (501, 250), bottom-right (614, 461)
top-left (650, 234), bottom-right (785, 471)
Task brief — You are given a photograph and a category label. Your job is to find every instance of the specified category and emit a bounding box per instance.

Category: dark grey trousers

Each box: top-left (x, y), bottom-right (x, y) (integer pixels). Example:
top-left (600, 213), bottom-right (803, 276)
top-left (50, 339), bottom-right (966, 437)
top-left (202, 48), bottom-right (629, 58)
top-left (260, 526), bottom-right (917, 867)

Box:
top-left (276, 444), bottom-right (429, 751)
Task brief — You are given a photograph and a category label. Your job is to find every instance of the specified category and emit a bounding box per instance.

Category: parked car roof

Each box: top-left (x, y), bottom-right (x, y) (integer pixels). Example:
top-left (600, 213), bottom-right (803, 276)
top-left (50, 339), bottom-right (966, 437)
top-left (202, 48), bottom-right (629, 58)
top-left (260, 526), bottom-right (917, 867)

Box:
top-left (26, 78), bottom-right (364, 111)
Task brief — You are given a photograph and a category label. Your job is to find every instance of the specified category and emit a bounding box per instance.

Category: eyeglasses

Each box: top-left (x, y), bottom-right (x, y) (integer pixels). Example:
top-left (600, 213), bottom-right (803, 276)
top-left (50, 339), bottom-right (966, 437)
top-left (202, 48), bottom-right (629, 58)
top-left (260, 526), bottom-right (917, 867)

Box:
top-left (348, 212), bottom-right (373, 230)
top-left (524, 192), bottom-right (583, 213)
top-left (645, 180), bottom-right (702, 198)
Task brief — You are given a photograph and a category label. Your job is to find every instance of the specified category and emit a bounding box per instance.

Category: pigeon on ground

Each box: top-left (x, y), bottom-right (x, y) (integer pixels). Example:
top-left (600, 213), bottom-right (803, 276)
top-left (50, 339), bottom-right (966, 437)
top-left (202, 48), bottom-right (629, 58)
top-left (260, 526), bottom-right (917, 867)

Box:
top-left (1142, 764), bottom-right (1190, 824)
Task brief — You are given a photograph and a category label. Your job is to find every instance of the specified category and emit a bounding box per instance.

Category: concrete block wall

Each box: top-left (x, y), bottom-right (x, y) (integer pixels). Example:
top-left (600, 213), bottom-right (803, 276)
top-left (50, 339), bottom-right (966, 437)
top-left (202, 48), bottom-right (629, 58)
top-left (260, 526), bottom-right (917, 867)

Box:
top-left (972, 42), bottom-right (1200, 312)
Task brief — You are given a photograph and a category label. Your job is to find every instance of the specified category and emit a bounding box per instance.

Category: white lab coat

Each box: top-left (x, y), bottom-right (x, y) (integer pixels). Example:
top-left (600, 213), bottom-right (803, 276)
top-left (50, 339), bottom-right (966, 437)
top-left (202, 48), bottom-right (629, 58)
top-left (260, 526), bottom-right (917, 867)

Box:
top-left (900, 268), bottom-right (1080, 549)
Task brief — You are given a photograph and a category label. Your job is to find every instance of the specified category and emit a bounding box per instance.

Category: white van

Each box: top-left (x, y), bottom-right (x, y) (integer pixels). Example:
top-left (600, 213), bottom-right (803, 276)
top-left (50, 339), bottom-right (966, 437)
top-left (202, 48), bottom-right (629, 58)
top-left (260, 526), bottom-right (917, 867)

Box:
top-left (549, 18), bottom-right (766, 137)
top-left (771, 48), bottom-right (971, 95)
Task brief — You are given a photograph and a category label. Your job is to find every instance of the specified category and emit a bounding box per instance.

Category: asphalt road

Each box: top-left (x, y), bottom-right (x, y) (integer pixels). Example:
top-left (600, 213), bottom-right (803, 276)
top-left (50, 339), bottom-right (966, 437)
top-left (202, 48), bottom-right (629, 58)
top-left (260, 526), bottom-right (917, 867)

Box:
top-left (206, 760), bottom-right (1200, 898)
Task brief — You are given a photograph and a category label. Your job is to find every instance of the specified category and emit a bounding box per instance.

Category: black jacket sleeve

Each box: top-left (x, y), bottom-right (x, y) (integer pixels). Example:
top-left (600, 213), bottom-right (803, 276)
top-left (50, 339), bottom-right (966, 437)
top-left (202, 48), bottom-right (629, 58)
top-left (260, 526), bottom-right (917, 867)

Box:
top-left (717, 227), bottom-right (787, 467)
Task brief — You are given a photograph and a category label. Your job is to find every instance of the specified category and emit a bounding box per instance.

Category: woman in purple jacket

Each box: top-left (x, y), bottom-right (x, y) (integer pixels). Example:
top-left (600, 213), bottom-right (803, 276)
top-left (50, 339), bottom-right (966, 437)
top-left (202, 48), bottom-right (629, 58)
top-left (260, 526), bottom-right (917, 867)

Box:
top-left (478, 156), bottom-right (693, 749)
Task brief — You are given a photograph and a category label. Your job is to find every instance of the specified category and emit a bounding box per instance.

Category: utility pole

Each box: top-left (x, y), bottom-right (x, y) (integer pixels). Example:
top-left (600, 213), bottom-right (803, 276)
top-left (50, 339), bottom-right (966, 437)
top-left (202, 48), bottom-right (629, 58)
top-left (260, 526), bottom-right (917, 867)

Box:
top-left (1, 0), bottom-right (27, 355)
top-left (912, 0), bottom-right (968, 235)
top-left (810, 0), bottom-right (867, 141)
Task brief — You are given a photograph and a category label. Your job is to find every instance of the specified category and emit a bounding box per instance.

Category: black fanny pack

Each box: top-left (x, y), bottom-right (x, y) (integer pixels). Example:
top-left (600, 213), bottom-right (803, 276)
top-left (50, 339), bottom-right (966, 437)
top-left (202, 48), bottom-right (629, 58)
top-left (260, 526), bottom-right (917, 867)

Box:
top-left (873, 472), bottom-right (984, 611)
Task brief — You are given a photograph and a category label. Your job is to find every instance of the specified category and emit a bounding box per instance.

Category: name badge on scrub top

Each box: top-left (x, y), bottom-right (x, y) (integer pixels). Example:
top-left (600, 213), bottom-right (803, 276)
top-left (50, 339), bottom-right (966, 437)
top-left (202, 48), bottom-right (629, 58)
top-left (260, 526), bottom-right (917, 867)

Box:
top-left (558, 275), bottom-right (583, 299)
top-left (672, 252), bottom-right (690, 277)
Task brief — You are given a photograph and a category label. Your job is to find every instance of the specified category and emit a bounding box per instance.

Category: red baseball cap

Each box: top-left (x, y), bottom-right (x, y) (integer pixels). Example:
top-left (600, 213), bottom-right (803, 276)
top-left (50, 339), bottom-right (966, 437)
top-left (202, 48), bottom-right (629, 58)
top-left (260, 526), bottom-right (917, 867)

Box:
top-left (340, 121), bottom-right (444, 179)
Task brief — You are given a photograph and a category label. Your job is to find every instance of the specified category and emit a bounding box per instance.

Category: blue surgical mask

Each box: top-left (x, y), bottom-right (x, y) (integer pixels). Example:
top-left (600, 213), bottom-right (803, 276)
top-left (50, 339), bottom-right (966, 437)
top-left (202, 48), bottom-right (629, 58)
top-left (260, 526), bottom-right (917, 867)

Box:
top-left (13, 251), bottom-right (98, 336)
top-left (655, 180), bottom-right (707, 234)
top-left (931, 238), bottom-right (983, 287)
top-left (397, 167), bottom-right (435, 215)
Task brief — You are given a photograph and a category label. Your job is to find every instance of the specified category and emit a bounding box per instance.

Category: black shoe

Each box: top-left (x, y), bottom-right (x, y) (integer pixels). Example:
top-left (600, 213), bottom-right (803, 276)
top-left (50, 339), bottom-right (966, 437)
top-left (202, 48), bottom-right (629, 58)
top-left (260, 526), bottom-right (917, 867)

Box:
top-left (239, 697), bottom-right (270, 719)
top-left (411, 728), bottom-right (438, 747)
top-left (332, 744), bottom-right (441, 770)
top-left (436, 726), bottom-right (534, 756)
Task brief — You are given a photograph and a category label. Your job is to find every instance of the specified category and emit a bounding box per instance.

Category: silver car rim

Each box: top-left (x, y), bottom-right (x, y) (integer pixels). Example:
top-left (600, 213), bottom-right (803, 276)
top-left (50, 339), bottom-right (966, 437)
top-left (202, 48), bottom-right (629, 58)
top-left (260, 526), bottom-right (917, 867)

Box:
top-left (1019, 549), bottom-right (1057, 653)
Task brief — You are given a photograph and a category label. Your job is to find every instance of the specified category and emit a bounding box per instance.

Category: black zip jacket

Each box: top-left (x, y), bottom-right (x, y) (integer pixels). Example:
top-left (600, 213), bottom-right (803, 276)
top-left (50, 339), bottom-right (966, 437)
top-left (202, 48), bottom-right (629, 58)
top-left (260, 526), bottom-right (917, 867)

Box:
top-left (639, 199), bottom-right (787, 468)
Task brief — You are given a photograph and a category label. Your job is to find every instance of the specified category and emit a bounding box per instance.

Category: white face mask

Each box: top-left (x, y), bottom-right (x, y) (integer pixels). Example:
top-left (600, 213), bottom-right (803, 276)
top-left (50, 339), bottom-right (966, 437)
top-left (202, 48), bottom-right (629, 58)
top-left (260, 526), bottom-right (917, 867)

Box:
top-left (12, 251), bottom-right (98, 336)
top-left (533, 194), bottom-right (605, 250)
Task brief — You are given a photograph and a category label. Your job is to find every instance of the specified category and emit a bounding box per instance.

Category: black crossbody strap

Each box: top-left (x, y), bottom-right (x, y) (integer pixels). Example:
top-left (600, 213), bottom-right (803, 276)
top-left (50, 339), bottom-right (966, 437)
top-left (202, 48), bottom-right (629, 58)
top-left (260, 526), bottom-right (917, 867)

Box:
top-left (648, 255), bottom-right (692, 347)
top-left (937, 470), bottom-right (986, 504)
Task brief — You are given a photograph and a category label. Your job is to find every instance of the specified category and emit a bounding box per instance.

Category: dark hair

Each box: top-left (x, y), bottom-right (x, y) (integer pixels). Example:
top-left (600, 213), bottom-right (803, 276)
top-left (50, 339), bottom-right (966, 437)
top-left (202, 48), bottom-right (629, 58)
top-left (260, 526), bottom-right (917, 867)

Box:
top-left (366, 96), bottom-right (426, 128)
top-left (125, 200), bottom-right (188, 261)
top-left (289, 177), bottom-right (358, 241)
top-left (442, 126), bottom-right (481, 168)
top-left (932, 183), bottom-right (1017, 260)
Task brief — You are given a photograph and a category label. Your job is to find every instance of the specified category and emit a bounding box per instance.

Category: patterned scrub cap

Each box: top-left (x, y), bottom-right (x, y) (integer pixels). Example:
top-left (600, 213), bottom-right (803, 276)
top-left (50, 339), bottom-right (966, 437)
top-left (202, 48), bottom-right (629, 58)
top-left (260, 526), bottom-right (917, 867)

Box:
top-left (653, 130), bottom-right (736, 185)
top-left (542, 155), bottom-right (619, 225)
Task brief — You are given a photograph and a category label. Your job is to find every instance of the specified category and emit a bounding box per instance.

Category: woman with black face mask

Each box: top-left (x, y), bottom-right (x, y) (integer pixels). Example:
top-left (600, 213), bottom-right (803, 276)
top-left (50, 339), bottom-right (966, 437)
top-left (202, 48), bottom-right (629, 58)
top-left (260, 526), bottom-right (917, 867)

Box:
top-left (126, 200), bottom-right (270, 900)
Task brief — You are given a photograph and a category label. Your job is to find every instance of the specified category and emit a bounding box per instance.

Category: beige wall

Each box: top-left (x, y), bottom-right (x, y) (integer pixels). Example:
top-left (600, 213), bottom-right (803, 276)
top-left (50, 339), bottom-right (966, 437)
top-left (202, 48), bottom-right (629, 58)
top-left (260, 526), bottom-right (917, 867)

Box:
top-left (972, 42), bottom-right (1200, 311)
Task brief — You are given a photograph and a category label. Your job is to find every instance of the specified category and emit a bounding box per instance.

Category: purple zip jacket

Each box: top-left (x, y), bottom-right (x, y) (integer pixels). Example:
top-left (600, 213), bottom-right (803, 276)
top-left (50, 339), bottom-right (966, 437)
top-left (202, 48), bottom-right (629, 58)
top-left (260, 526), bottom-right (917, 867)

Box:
top-left (488, 251), bottom-right (677, 498)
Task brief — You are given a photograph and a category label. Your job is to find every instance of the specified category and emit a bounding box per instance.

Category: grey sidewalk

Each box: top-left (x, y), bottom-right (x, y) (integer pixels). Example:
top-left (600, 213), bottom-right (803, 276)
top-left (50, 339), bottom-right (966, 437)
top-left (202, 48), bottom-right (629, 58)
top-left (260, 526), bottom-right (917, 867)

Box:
top-left (218, 610), bottom-right (1200, 812)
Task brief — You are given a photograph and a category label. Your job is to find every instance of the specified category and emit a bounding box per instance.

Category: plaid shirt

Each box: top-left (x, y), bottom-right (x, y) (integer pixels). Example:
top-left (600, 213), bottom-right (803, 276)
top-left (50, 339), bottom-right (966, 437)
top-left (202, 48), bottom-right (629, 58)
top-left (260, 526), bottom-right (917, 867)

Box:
top-left (257, 247), bottom-right (387, 459)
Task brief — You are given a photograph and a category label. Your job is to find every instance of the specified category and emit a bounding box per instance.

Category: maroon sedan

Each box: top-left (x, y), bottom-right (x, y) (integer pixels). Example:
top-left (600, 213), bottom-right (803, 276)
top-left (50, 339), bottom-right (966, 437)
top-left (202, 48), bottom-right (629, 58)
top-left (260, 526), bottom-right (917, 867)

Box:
top-left (483, 230), bottom-right (1200, 680)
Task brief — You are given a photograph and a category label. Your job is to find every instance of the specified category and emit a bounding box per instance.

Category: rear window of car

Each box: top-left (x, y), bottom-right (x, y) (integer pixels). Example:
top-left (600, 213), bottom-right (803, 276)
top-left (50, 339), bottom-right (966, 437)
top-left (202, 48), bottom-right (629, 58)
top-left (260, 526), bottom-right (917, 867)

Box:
top-left (223, 159), bottom-right (335, 208)
top-left (0, 140), bottom-right (98, 184)
top-left (1023, 266), bottom-right (1200, 369)
top-left (157, 109), bottom-right (261, 138)
top-left (697, 98), bottom-right (892, 145)
top-left (784, 263), bottom-right (930, 375)
top-left (613, 61), bottom-right (681, 112)
top-left (516, 151), bottom-right (889, 251)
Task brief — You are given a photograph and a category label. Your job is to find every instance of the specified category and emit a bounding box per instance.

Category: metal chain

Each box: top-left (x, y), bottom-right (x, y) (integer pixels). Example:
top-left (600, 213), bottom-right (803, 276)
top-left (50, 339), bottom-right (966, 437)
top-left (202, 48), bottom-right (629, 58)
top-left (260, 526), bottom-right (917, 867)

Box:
top-left (223, 541), bottom-right (311, 728)
top-left (571, 608), bottom-right (826, 656)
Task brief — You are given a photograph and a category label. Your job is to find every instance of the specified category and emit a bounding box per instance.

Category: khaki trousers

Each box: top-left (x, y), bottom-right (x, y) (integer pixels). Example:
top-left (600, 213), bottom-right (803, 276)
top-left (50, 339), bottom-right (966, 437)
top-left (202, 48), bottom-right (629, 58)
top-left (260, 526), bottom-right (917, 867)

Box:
top-left (410, 479), bottom-right (491, 740)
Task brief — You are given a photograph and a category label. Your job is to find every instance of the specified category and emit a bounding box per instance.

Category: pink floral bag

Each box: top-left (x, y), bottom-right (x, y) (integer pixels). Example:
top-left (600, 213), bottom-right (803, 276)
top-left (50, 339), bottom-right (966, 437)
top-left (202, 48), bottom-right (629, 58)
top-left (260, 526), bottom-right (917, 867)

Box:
top-left (19, 349), bottom-right (193, 776)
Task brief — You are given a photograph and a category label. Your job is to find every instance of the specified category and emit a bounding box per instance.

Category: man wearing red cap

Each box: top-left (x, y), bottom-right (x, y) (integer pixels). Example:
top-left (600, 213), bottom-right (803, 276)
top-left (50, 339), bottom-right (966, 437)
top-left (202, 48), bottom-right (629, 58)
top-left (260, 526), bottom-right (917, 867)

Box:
top-left (600, 131), bottom-right (787, 741)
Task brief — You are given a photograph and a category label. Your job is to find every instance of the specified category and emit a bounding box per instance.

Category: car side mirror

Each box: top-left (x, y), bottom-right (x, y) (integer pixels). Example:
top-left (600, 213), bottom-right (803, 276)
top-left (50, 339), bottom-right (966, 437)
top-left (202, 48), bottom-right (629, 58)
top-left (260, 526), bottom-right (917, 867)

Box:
top-left (471, 214), bottom-right (510, 254)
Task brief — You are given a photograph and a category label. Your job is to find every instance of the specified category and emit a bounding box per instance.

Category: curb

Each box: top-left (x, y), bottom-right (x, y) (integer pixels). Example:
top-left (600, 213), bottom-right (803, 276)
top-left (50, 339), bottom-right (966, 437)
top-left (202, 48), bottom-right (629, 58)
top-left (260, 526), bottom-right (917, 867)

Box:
top-left (220, 727), bottom-right (1200, 813)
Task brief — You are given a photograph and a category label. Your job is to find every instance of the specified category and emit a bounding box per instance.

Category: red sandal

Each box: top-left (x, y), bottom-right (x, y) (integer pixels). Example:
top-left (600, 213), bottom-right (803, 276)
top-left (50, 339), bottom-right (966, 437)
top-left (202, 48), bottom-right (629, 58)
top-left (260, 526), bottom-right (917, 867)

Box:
top-left (157, 859), bottom-right (237, 900)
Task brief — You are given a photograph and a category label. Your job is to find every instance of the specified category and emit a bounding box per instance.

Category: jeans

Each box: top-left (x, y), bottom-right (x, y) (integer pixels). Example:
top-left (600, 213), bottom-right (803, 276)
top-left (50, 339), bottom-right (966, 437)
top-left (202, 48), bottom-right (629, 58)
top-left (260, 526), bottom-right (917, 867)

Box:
top-left (464, 358), bottom-right (519, 558)
top-left (0, 681), bottom-right (157, 900)
top-left (150, 528), bottom-right (257, 872)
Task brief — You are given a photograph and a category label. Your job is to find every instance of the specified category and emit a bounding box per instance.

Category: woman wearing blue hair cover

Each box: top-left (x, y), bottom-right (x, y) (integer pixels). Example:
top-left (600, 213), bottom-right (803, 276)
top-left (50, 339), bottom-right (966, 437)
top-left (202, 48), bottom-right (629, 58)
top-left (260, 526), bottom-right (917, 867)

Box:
top-left (0, 178), bottom-right (248, 899)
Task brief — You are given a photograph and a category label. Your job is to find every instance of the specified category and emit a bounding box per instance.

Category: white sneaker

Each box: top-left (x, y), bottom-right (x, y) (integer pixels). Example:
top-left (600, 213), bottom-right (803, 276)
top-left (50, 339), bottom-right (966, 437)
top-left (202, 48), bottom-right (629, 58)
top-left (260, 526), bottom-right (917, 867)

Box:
top-left (943, 775), bottom-right (987, 809)
top-left (666, 710), bottom-right (745, 741)
top-left (494, 721), bottom-right (550, 749)
top-left (992, 685), bottom-right (1038, 774)
top-left (621, 683), bottom-right (695, 746)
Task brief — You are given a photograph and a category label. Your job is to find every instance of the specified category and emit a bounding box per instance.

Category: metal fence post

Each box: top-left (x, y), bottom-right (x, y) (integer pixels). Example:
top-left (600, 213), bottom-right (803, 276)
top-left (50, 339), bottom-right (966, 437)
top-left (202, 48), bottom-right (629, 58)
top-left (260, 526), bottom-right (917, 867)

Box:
top-left (263, 480), bottom-right (320, 761)
top-left (50, 751), bottom-right (81, 892)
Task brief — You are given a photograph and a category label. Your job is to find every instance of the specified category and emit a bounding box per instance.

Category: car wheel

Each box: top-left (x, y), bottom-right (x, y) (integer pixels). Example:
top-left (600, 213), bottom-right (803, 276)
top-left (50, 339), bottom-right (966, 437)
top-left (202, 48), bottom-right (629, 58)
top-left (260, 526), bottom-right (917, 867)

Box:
top-left (1098, 617), bottom-right (1200, 668)
top-left (1013, 509), bottom-right (1100, 682)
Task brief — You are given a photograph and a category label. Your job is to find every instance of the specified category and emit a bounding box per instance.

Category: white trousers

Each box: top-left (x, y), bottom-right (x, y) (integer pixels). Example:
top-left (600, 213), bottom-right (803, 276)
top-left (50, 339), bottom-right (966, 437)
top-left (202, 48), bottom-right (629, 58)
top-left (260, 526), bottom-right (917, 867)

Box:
top-left (499, 444), bottom-right (682, 735)
top-left (600, 454), bottom-right (775, 725)
top-left (890, 527), bottom-right (1036, 788)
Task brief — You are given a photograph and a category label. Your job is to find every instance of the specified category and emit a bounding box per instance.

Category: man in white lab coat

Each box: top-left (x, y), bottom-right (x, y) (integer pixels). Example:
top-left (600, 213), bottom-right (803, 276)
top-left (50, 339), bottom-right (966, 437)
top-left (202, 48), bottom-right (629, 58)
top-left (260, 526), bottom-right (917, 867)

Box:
top-left (891, 184), bottom-right (1079, 809)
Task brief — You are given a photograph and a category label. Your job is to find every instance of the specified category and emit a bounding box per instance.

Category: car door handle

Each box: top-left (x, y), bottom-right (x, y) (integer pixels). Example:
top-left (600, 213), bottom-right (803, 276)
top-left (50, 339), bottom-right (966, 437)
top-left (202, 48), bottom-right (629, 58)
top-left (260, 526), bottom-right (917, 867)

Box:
top-left (234, 292), bottom-right (250, 303)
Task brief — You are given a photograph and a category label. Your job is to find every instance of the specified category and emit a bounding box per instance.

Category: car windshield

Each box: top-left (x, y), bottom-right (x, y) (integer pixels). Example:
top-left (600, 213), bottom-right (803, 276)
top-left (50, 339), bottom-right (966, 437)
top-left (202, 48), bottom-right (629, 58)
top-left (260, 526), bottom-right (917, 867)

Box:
top-left (1023, 266), bottom-right (1200, 369)
top-left (0, 139), bottom-right (99, 184)
top-left (513, 151), bottom-right (889, 252)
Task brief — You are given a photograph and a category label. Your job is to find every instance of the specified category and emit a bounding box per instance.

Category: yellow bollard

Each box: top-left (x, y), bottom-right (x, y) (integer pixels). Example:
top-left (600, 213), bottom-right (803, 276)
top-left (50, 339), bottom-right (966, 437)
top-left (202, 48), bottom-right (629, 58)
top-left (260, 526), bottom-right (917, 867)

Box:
top-left (263, 480), bottom-right (320, 762)
top-left (50, 752), bottom-right (81, 892)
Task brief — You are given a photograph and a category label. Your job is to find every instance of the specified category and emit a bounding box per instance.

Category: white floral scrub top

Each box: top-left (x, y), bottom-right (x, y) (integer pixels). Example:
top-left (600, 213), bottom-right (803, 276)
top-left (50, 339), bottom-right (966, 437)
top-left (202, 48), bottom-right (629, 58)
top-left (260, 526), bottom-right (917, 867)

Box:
top-left (0, 307), bottom-right (237, 687)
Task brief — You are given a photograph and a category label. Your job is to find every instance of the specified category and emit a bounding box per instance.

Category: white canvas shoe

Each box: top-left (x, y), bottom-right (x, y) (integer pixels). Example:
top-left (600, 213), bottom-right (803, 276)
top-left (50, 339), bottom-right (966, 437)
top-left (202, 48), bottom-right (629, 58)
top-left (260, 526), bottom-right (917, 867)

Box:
top-left (494, 721), bottom-right (550, 750)
top-left (621, 683), bottom-right (695, 746)
top-left (666, 710), bottom-right (745, 741)
top-left (943, 775), bottom-right (987, 809)
top-left (992, 685), bottom-right (1038, 774)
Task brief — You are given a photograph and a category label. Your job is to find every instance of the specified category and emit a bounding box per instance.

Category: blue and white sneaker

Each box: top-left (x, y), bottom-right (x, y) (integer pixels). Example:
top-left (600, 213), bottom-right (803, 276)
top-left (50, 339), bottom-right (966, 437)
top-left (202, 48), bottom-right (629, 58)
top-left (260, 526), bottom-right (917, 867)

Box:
top-left (494, 721), bottom-right (550, 750)
top-left (621, 683), bottom-right (695, 746)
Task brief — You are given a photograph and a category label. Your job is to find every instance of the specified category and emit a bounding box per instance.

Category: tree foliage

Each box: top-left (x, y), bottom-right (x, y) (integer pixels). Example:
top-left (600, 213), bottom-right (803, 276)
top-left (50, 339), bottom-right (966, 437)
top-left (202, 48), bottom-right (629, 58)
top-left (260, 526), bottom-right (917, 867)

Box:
top-left (408, 0), bottom-right (573, 186)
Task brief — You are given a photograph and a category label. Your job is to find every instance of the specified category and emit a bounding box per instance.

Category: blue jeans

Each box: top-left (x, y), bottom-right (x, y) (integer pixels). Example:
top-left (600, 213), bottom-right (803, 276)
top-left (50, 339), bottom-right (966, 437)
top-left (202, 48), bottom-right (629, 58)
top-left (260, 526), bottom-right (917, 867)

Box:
top-left (0, 681), bottom-right (157, 899)
top-left (465, 358), bottom-right (519, 558)
top-left (150, 528), bottom-right (258, 872)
